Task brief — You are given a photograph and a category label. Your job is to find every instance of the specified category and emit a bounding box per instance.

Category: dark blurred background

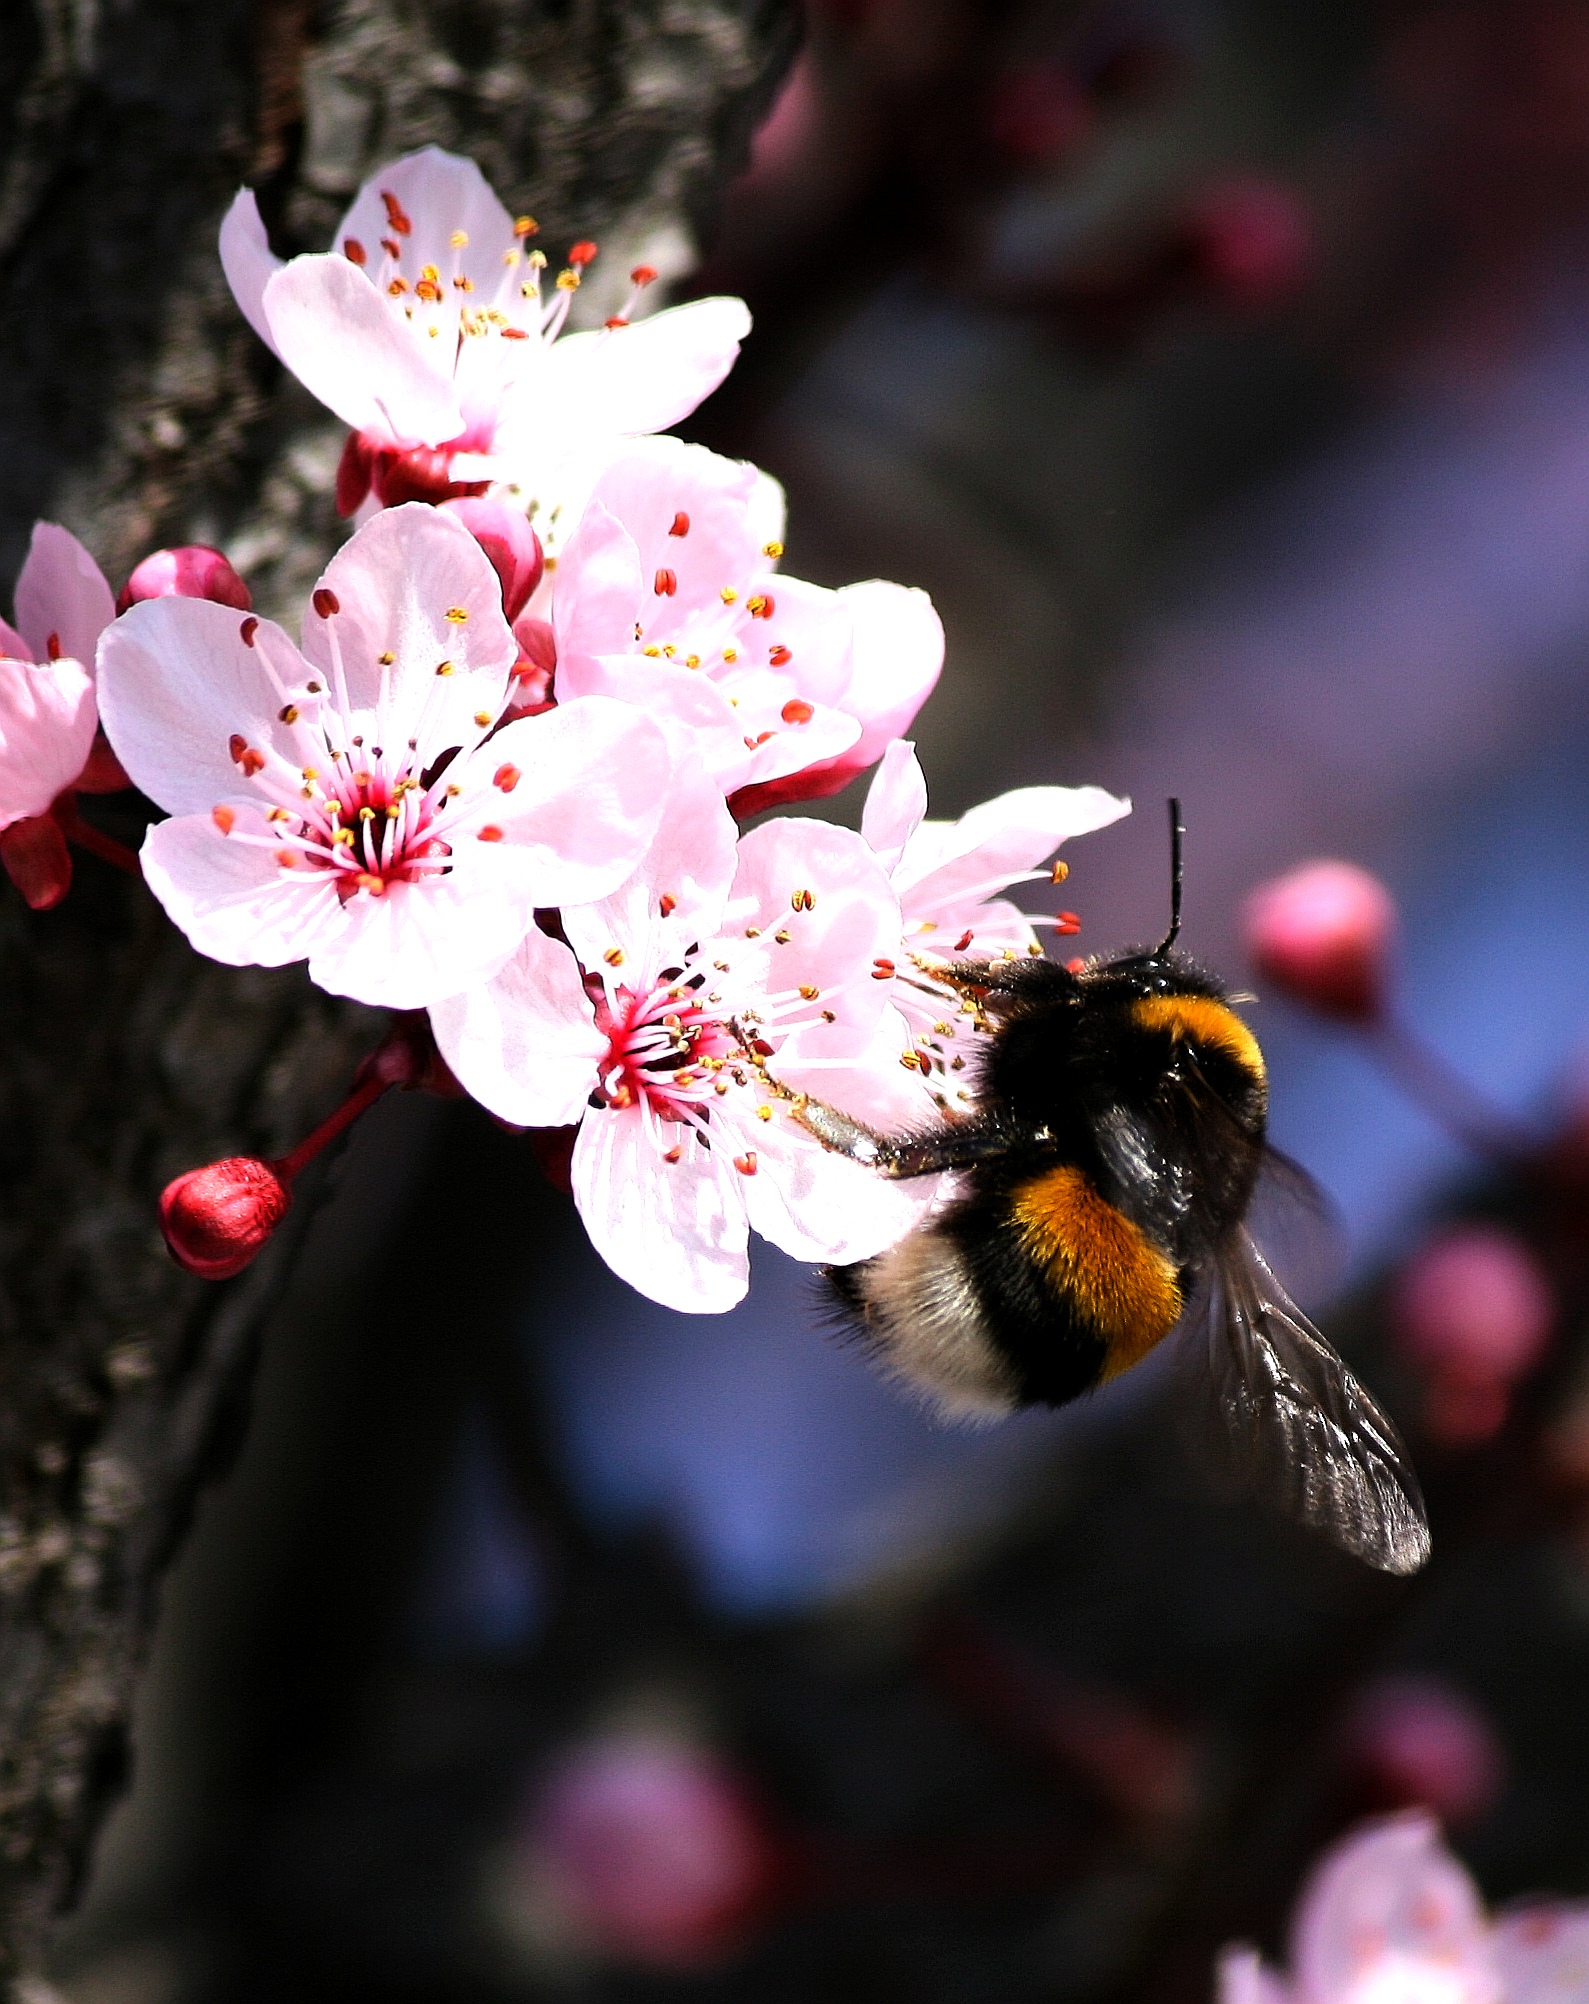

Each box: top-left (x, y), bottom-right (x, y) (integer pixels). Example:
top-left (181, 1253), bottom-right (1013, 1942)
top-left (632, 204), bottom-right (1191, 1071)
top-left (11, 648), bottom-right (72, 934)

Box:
top-left (47, 4), bottom-right (1589, 1999)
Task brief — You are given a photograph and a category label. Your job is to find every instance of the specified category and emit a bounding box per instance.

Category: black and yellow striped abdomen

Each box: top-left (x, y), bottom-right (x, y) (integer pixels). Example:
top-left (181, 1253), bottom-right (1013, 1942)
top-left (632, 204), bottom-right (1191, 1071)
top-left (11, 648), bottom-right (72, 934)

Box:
top-left (1011, 1163), bottom-right (1184, 1381)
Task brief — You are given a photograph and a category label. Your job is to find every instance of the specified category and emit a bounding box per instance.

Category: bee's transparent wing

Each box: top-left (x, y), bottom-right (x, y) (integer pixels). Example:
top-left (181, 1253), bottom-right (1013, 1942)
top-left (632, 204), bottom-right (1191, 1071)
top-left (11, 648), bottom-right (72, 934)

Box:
top-left (1193, 1226), bottom-right (1430, 1576)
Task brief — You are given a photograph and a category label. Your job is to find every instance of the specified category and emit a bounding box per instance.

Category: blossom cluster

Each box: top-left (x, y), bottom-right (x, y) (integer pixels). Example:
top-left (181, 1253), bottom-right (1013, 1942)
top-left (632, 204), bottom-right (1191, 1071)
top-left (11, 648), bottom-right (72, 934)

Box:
top-left (8, 146), bottom-right (1128, 1310)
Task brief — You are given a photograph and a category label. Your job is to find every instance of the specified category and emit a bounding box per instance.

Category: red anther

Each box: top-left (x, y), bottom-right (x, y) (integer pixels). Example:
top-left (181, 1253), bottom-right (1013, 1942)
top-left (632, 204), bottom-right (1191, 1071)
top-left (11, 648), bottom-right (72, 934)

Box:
top-left (160, 1156), bottom-right (292, 1280)
top-left (212, 806), bottom-right (236, 834)
top-left (954, 931), bottom-right (975, 952)
top-left (630, 263), bottom-right (659, 285)
top-left (659, 893), bottom-right (677, 916)
top-left (1, 813), bottom-right (72, 910)
top-left (733, 1152), bottom-right (758, 1176)
top-left (477, 824), bottom-right (504, 842)
top-left (769, 646), bottom-right (793, 669)
top-left (568, 240), bottom-right (598, 267)
top-left (343, 237), bottom-right (367, 264)
top-left (228, 733), bottom-right (248, 763)
top-left (441, 497), bottom-right (544, 620)
top-left (779, 697), bottom-right (812, 724)
top-left (312, 588), bottom-right (340, 619)
top-left (381, 237), bottom-right (401, 260)
top-left (604, 316), bottom-right (629, 329)
top-left (493, 763), bottom-right (521, 793)
top-left (239, 616), bottom-right (259, 648)
top-left (748, 595), bottom-right (774, 619)
top-left (750, 1038), bottom-right (775, 1058)
top-left (118, 545), bottom-right (252, 615)
top-left (501, 326), bottom-right (529, 339)
top-left (1244, 859), bottom-right (1396, 1023)
top-left (380, 191), bottom-right (412, 234)
top-left (669, 512), bottom-right (690, 537)
top-left (872, 958), bottom-right (896, 979)
top-left (335, 431), bottom-right (375, 516)
top-left (1055, 919), bottom-right (1082, 936)
top-left (654, 567), bottom-right (678, 597)
top-left (1065, 955), bottom-right (1086, 972)
top-left (45, 633), bottom-right (62, 661)
top-left (74, 733), bottom-right (131, 794)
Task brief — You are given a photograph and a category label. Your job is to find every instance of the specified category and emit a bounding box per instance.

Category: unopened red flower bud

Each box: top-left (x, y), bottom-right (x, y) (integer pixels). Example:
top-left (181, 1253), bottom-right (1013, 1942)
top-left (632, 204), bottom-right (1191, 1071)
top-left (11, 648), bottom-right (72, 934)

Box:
top-left (117, 545), bottom-right (252, 615)
top-left (1391, 1224), bottom-right (1554, 1387)
top-left (1243, 859), bottom-right (1396, 1022)
top-left (1342, 1674), bottom-right (1507, 1827)
top-left (442, 498), bottom-right (544, 620)
top-left (159, 1156), bottom-right (291, 1280)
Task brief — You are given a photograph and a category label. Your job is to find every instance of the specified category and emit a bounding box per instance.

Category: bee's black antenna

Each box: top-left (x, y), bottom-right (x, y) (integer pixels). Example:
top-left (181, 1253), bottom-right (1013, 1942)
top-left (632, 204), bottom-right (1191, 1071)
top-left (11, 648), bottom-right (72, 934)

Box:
top-left (1156, 797), bottom-right (1183, 956)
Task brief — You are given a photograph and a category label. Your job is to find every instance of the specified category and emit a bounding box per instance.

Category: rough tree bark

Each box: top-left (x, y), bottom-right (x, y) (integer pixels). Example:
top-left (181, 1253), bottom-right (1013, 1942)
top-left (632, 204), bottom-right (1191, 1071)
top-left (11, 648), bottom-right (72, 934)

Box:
top-left (0, 0), bottom-right (798, 1979)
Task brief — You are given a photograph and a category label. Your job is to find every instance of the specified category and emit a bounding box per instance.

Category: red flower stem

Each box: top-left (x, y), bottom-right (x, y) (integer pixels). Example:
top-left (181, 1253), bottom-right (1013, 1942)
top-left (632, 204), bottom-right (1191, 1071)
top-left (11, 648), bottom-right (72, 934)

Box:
top-left (274, 1071), bottom-right (392, 1182)
top-left (54, 795), bottom-right (142, 879)
top-left (1366, 1013), bottom-right (1537, 1166)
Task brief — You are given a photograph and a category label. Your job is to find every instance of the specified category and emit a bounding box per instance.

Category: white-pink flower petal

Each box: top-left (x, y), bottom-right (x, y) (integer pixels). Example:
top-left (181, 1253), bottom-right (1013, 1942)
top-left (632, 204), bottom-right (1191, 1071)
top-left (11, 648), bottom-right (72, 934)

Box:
top-left (263, 254), bottom-right (466, 446)
top-left (572, 1102), bottom-right (750, 1314)
top-left (0, 656), bottom-right (96, 826)
top-left (432, 921), bottom-right (608, 1128)
top-left (218, 189), bottom-right (283, 355)
top-left (15, 523), bottom-right (116, 671)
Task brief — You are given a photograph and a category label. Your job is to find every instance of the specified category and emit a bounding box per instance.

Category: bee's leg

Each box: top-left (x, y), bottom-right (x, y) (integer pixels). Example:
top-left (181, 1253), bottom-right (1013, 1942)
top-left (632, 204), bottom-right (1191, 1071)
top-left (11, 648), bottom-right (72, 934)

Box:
top-left (791, 1094), bottom-right (1012, 1180)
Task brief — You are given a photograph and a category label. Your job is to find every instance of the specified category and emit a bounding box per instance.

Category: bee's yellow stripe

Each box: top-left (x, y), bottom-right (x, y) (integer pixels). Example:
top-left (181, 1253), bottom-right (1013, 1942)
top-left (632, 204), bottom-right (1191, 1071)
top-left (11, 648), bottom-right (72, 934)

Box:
top-left (1132, 994), bottom-right (1265, 1084)
top-left (1012, 1165), bottom-right (1182, 1381)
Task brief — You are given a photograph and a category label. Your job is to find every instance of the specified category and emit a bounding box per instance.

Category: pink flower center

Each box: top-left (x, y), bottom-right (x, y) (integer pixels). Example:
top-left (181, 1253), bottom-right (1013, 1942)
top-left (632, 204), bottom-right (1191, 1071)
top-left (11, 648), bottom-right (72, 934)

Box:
top-left (213, 605), bottom-right (509, 903)
top-left (592, 975), bottom-right (741, 1124)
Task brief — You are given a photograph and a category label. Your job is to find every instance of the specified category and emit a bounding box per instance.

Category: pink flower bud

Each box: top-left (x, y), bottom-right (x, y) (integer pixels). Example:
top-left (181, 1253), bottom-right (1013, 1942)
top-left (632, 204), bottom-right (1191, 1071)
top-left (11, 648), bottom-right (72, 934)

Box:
top-left (1187, 178), bottom-right (1314, 312)
top-left (159, 1156), bottom-right (291, 1279)
top-left (1391, 1224), bottom-right (1554, 1386)
top-left (0, 811), bottom-right (72, 910)
top-left (442, 498), bottom-right (544, 620)
top-left (117, 546), bottom-right (252, 615)
top-left (513, 1732), bottom-right (783, 1969)
top-left (1342, 1674), bottom-right (1507, 1827)
top-left (1243, 859), bottom-right (1397, 1022)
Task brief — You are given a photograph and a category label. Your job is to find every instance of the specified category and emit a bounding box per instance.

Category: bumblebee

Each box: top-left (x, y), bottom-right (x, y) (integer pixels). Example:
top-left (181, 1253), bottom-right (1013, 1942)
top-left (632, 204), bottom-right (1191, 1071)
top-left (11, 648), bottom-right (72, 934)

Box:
top-left (795, 804), bottom-right (1430, 1577)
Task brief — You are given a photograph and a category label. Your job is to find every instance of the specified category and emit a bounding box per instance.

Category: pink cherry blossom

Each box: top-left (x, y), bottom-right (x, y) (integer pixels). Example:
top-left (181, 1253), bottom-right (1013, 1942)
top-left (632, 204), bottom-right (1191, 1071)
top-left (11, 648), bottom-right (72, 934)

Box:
top-left (858, 739), bottom-right (1130, 1088)
top-left (220, 147), bottom-right (751, 540)
top-left (552, 438), bottom-right (943, 806)
top-left (0, 522), bottom-right (115, 830)
top-left (432, 758), bottom-right (944, 1311)
top-left (1217, 1813), bottom-right (1589, 2004)
top-left (96, 504), bottom-right (671, 1009)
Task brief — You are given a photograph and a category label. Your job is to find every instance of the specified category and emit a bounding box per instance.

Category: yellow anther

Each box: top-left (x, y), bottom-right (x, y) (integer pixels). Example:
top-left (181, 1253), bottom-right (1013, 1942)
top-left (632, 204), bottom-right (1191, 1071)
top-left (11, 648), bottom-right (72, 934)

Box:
top-left (378, 650), bottom-right (395, 665)
top-left (420, 263), bottom-right (440, 282)
top-left (435, 660), bottom-right (455, 676)
top-left (720, 586), bottom-right (738, 603)
top-left (722, 647), bottom-right (738, 663)
top-left (474, 710), bottom-right (492, 727)
top-left (762, 540), bottom-right (784, 558)
top-left (642, 645), bottom-right (661, 657)
top-left (756, 1105), bottom-right (772, 1122)
top-left (603, 946), bottom-right (625, 966)
top-left (556, 269), bottom-right (580, 291)
top-left (359, 805), bottom-right (375, 822)
top-left (449, 229), bottom-right (469, 248)
top-left (445, 606), bottom-right (468, 623)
